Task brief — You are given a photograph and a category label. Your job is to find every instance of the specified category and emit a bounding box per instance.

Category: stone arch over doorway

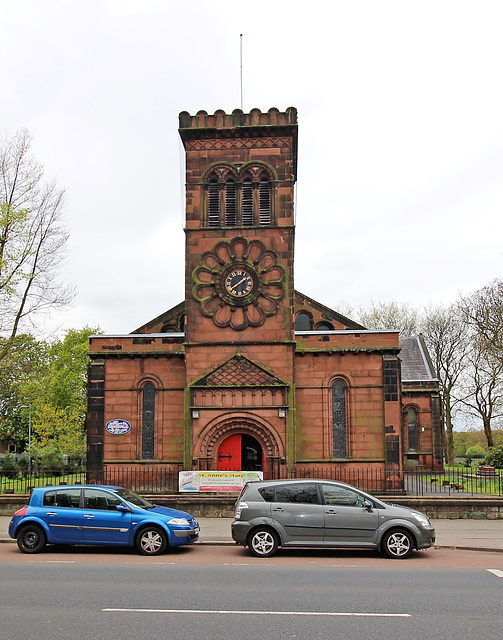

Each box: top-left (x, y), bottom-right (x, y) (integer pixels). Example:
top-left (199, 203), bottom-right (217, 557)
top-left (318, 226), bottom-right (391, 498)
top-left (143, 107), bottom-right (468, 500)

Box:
top-left (194, 413), bottom-right (283, 473)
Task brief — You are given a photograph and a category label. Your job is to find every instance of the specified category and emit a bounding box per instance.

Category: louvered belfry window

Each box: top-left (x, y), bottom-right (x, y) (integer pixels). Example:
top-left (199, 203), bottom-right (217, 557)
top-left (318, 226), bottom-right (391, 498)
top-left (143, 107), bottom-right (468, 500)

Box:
top-left (225, 180), bottom-right (237, 226)
top-left (241, 179), bottom-right (254, 226)
top-left (332, 379), bottom-right (347, 458)
top-left (205, 166), bottom-right (272, 227)
top-left (142, 382), bottom-right (155, 460)
top-left (259, 179), bottom-right (271, 225)
top-left (208, 181), bottom-right (220, 227)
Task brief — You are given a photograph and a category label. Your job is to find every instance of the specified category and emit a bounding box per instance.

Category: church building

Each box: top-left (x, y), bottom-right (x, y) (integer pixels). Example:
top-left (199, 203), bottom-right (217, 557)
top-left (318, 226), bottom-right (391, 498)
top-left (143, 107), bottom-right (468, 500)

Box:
top-left (86, 107), bottom-right (443, 488)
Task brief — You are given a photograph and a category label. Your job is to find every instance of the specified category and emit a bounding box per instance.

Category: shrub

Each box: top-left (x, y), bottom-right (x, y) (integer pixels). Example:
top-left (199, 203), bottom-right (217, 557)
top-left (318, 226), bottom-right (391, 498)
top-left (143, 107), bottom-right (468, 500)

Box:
top-left (0, 452), bottom-right (19, 478)
top-left (484, 445), bottom-right (503, 469)
top-left (38, 443), bottom-right (64, 474)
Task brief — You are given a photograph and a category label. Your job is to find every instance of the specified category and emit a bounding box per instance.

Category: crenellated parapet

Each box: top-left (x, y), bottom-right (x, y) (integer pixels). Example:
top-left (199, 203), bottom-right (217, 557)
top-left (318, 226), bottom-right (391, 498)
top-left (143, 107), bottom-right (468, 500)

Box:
top-left (179, 107), bottom-right (297, 131)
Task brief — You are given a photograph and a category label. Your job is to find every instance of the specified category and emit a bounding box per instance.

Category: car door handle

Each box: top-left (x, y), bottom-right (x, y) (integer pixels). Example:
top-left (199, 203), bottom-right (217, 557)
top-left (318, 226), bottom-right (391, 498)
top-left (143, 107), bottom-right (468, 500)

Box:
top-left (325, 509), bottom-right (337, 515)
top-left (46, 512), bottom-right (58, 516)
top-left (84, 514), bottom-right (95, 518)
top-left (272, 507), bottom-right (284, 513)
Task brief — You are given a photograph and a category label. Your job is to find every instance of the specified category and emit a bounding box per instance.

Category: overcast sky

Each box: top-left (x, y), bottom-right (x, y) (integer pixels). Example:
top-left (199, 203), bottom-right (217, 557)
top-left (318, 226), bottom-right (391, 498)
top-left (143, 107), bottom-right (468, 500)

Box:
top-left (1, 0), bottom-right (502, 338)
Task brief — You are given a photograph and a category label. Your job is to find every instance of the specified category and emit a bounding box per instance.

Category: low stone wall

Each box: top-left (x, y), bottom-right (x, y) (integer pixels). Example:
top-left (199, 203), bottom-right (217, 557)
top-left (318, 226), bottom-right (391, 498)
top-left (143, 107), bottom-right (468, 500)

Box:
top-left (2, 493), bottom-right (502, 519)
top-left (375, 496), bottom-right (503, 520)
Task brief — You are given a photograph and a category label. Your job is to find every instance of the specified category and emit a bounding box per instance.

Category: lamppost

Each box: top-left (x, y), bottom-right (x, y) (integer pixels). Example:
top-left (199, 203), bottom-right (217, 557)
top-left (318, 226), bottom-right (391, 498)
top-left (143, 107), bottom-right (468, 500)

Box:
top-left (20, 405), bottom-right (32, 476)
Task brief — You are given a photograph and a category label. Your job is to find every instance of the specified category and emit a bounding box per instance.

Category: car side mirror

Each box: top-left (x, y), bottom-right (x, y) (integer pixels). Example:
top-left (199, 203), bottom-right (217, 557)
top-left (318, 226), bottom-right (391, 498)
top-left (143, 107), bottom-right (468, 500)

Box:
top-left (363, 500), bottom-right (373, 512)
top-left (116, 504), bottom-right (131, 512)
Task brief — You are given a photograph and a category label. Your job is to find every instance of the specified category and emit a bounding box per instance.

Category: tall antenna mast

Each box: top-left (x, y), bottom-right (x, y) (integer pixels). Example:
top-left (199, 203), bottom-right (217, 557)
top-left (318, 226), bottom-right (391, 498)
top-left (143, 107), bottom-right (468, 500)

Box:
top-left (240, 34), bottom-right (244, 110)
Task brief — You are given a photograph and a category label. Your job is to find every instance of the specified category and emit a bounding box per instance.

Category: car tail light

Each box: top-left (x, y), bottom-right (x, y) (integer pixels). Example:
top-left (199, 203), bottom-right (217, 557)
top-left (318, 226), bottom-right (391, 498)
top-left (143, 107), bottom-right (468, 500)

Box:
top-left (234, 501), bottom-right (248, 520)
top-left (13, 506), bottom-right (28, 516)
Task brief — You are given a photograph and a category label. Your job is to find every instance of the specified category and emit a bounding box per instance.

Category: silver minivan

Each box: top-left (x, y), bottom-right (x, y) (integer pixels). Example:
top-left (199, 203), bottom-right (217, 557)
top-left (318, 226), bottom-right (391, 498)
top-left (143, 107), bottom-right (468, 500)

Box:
top-left (231, 479), bottom-right (435, 559)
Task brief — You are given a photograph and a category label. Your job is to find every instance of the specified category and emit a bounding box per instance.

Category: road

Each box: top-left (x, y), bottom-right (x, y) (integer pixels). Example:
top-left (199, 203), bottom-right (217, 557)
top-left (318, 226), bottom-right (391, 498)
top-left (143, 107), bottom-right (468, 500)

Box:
top-left (1, 544), bottom-right (502, 640)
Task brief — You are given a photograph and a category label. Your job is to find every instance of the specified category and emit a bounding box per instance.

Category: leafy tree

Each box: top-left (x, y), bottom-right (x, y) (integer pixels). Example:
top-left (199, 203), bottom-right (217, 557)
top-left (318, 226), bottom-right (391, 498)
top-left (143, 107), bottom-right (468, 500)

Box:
top-left (0, 333), bottom-right (50, 448)
top-left (0, 327), bottom-right (98, 461)
top-left (453, 429), bottom-right (487, 457)
top-left (25, 327), bottom-right (99, 462)
top-left (46, 327), bottom-right (98, 416)
top-left (0, 129), bottom-right (74, 361)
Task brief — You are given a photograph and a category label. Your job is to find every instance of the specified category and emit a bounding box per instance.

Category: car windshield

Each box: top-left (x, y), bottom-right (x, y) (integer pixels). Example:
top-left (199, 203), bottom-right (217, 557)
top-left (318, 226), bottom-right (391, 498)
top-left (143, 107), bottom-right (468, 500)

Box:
top-left (111, 488), bottom-right (153, 509)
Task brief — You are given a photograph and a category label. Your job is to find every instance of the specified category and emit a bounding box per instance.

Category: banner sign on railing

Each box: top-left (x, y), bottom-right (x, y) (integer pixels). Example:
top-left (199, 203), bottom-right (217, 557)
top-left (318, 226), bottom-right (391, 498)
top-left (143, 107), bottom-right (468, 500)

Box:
top-left (179, 470), bottom-right (263, 492)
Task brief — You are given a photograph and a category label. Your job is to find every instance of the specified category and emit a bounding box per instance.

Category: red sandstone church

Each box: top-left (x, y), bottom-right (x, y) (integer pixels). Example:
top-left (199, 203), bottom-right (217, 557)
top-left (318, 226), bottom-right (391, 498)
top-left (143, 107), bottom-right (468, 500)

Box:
top-left (86, 107), bottom-right (443, 487)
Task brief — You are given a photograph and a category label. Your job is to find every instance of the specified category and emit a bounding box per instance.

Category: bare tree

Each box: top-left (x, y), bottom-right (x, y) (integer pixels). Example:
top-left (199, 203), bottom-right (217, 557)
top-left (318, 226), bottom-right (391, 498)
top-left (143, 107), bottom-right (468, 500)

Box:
top-left (357, 300), bottom-right (420, 335)
top-left (458, 338), bottom-right (503, 449)
top-left (457, 280), bottom-right (503, 447)
top-left (422, 304), bottom-right (471, 464)
top-left (0, 129), bottom-right (74, 360)
top-left (459, 279), bottom-right (503, 357)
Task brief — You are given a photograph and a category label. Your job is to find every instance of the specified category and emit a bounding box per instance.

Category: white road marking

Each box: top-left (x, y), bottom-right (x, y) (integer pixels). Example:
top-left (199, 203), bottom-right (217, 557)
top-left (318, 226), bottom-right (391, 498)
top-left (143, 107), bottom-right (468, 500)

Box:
top-left (487, 569), bottom-right (503, 578)
top-left (102, 608), bottom-right (411, 618)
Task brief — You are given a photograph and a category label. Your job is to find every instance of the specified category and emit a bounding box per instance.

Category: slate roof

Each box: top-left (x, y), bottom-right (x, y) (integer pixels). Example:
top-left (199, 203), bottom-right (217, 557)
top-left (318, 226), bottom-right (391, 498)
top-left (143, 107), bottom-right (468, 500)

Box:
top-left (399, 335), bottom-right (437, 382)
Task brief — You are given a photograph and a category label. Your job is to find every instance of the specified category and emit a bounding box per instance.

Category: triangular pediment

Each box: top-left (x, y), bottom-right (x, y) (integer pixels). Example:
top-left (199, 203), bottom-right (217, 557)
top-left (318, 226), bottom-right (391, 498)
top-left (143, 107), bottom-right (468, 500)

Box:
top-left (193, 355), bottom-right (287, 388)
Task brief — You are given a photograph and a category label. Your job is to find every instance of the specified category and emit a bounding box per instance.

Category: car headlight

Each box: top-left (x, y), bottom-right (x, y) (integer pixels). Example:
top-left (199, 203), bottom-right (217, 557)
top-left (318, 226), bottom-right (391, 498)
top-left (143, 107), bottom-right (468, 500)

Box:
top-left (166, 517), bottom-right (190, 526)
top-left (411, 512), bottom-right (430, 527)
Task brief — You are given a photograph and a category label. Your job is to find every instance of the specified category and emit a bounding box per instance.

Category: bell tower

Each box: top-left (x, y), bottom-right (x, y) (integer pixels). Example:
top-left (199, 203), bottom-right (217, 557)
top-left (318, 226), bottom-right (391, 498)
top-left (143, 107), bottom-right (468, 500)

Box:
top-left (179, 107), bottom-right (298, 343)
top-left (178, 107), bottom-right (298, 472)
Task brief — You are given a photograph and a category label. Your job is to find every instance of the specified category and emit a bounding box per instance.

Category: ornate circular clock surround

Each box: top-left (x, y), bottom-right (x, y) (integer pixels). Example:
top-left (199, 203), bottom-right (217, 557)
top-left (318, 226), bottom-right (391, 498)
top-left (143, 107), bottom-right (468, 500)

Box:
top-left (191, 237), bottom-right (286, 331)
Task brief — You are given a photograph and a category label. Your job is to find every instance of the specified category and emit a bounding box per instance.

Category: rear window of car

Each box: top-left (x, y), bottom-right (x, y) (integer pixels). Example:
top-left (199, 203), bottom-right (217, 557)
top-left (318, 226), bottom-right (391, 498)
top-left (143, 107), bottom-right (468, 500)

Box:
top-left (43, 489), bottom-right (81, 508)
top-left (274, 483), bottom-right (319, 504)
top-left (258, 486), bottom-right (275, 502)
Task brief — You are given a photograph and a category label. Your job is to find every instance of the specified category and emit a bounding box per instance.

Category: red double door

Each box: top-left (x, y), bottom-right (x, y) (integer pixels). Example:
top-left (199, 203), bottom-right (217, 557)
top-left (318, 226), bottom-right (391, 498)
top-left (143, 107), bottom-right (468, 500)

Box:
top-left (216, 434), bottom-right (262, 471)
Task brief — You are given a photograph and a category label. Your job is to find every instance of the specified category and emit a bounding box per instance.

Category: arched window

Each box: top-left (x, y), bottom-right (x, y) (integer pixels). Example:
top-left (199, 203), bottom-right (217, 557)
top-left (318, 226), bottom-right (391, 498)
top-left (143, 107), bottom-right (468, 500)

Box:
top-left (295, 312), bottom-right (312, 331)
top-left (142, 383), bottom-right (155, 459)
top-left (160, 324), bottom-right (178, 333)
top-left (332, 379), bottom-right (347, 458)
top-left (407, 408), bottom-right (418, 452)
top-left (204, 164), bottom-right (273, 227)
top-left (315, 321), bottom-right (334, 331)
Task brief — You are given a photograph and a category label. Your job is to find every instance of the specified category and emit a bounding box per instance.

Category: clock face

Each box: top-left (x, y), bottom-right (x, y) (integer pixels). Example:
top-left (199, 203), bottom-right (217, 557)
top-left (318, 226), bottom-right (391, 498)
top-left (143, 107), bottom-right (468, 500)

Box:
top-left (224, 268), bottom-right (254, 298)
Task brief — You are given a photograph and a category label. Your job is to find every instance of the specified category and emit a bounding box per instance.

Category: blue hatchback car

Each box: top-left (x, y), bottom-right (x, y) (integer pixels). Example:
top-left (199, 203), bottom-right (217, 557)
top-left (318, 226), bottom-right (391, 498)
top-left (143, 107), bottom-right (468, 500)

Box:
top-left (9, 484), bottom-right (199, 555)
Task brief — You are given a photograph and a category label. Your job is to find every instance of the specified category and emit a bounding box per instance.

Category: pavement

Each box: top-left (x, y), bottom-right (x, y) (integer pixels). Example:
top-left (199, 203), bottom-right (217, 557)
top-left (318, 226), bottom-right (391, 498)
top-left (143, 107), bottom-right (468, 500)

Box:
top-left (0, 515), bottom-right (502, 552)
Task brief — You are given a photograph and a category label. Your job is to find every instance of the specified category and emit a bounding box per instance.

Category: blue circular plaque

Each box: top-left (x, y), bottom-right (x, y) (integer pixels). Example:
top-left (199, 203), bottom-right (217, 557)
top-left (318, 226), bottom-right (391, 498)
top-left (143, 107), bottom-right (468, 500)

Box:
top-left (105, 419), bottom-right (131, 435)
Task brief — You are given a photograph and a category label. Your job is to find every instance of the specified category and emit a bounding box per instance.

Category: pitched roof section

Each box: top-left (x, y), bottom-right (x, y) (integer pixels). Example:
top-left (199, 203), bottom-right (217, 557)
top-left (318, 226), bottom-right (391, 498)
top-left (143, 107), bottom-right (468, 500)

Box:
top-left (132, 301), bottom-right (184, 334)
top-left (294, 291), bottom-right (366, 330)
top-left (193, 355), bottom-right (287, 388)
top-left (399, 335), bottom-right (437, 382)
top-left (134, 291), bottom-right (367, 335)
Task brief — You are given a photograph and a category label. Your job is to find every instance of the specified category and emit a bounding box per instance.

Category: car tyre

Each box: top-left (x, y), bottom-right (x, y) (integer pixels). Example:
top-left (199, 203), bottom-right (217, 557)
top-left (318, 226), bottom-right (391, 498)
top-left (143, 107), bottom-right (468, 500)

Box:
top-left (248, 528), bottom-right (279, 558)
top-left (136, 526), bottom-right (168, 555)
top-left (17, 524), bottom-right (47, 554)
top-left (381, 529), bottom-right (414, 559)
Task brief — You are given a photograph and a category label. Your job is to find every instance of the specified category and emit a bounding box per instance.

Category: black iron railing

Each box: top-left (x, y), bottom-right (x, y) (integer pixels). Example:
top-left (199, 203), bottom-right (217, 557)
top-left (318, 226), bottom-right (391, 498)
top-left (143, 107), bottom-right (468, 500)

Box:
top-left (1, 466), bottom-right (501, 496)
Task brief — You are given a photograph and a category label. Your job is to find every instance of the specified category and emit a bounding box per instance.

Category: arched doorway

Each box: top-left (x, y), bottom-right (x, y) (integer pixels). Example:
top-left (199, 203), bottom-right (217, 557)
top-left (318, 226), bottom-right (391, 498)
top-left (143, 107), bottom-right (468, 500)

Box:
top-left (217, 433), bottom-right (263, 471)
